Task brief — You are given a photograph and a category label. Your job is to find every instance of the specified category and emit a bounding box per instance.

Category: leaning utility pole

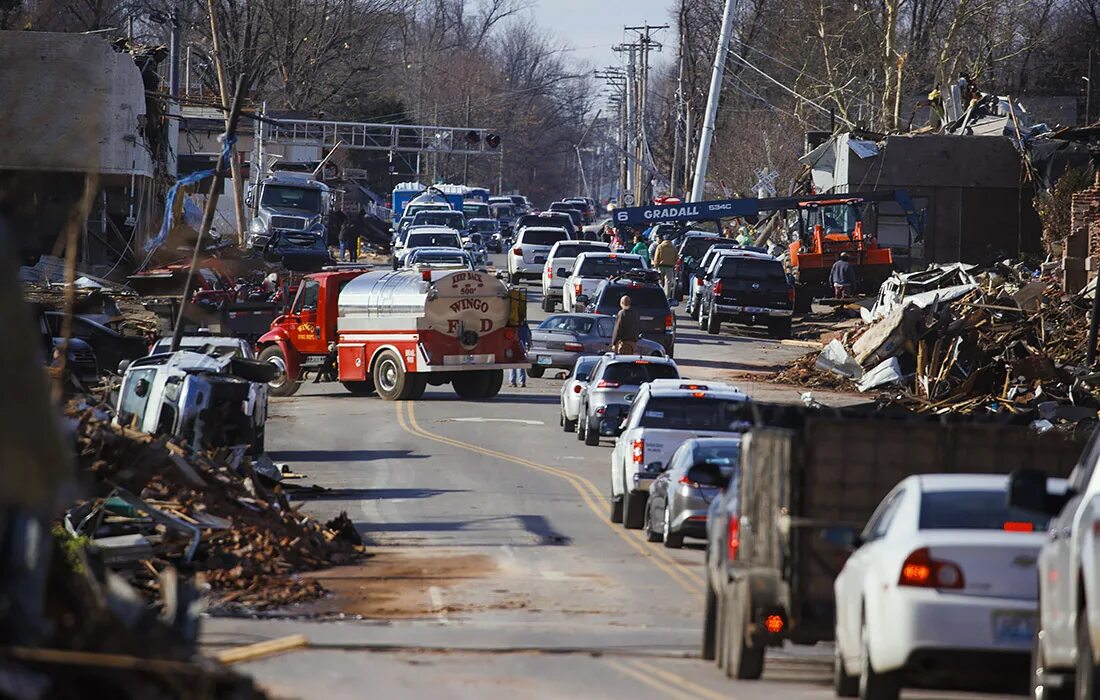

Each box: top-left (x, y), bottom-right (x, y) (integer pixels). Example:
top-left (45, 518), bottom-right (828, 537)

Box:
top-left (613, 44), bottom-right (638, 203)
top-left (690, 0), bottom-right (737, 202)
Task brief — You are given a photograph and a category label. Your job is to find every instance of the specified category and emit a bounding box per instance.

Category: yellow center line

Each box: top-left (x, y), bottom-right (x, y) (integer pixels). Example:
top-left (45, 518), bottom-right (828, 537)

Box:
top-left (623, 658), bottom-right (733, 700)
top-left (605, 659), bottom-right (699, 700)
top-left (397, 401), bottom-right (704, 594)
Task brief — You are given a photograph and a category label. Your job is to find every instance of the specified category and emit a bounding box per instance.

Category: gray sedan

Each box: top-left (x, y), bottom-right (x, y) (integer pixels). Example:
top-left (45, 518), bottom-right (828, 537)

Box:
top-left (644, 437), bottom-right (740, 548)
top-left (527, 313), bottom-right (666, 378)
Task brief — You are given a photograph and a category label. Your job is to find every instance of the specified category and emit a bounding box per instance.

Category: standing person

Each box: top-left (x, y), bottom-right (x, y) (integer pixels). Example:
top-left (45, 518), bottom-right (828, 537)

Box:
top-left (630, 234), bottom-right (650, 265)
top-left (611, 294), bottom-right (641, 355)
top-left (830, 252), bottom-right (857, 298)
top-left (328, 208), bottom-right (346, 250)
top-left (338, 211), bottom-right (356, 262)
top-left (653, 235), bottom-right (678, 298)
top-left (509, 319), bottom-right (531, 388)
top-left (736, 226), bottom-right (754, 247)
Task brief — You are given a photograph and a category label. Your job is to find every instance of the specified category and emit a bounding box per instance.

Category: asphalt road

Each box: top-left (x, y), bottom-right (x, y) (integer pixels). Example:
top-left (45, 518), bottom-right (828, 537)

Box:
top-left (202, 255), bottom-right (1018, 700)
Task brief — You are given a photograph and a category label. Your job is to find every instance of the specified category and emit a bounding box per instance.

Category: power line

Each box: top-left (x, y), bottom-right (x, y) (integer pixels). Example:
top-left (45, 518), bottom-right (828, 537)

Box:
top-left (727, 46), bottom-right (856, 127)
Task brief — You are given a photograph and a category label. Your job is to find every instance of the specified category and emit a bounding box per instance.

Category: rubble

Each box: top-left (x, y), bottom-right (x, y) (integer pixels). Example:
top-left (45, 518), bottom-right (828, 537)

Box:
top-left (66, 402), bottom-right (366, 611)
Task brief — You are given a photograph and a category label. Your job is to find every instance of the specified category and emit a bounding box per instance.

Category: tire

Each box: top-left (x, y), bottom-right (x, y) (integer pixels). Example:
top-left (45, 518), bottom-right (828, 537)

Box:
top-left (576, 415), bottom-right (587, 441)
top-left (510, 272), bottom-right (521, 285)
top-left (259, 346), bottom-right (300, 397)
top-left (562, 411), bottom-right (577, 433)
top-left (859, 621), bottom-right (900, 700)
top-left (643, 503), bottom-right (662, 542)
top-left (372, 349), bottom-right (416, 401)
top-left (452, 372), bottom-right (489, 399)
top-left (707, 305), bottom-right (721, 335)
top-left (662, 505), bottom-right (684, 548)
top-left (482, 370), bottom-right (503, 398)
top-left (609, 496), bottom-right (623, 524)
top-left (541, 295), bottom-right (555, 312)
top-left (1033, 624), bottom-right (1071, 700)
top-left (584, 420), bottom-right (600, 446)
top-left (716, 584), bottom-right (728, 670)
top-left (724, 582), bottom-right (765, 680)
top-left (405, 374), bottom-right (427, 400)
top-left (623, 490), bottom-right (646, 529)
top-left (1078, 607), bottom-right (1099, 700)
top-left (703, 583), bottom-right (719, 661)
top-left (341, 379), bottom-right (376, 396)
top-left (768, 318), bottom-right (792, 340)
top-left (528, 366), bottom-right (545, 379)
top-left (835, 643), bottom-right (859, 697)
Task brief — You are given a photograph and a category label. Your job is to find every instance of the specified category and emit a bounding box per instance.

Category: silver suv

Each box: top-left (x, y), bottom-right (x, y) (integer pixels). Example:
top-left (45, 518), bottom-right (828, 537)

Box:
top-left (576, 354), bottom-right (680, 446)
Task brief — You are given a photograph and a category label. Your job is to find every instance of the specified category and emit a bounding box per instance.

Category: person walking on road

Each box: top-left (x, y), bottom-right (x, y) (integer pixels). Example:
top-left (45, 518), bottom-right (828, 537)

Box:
top-left (509, 319), bottom-right (532, 387)
top-left (630, 235), bottom-right (650, 265)
top-left (611, 294), bottom-right (641, 355)
top-left (830, 252), bottom-right (857, 299)
top-left (340, 210), bottom-right (360, 262)
top-left (653, 235), bottom-right (678, 299)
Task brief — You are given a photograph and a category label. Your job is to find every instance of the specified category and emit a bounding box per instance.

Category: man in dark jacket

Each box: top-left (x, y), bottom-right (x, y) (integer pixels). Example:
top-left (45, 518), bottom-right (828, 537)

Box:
top-left (830, 252), bottom-right (857, 298)
top-left (611, 294), bottom-right (641, 354)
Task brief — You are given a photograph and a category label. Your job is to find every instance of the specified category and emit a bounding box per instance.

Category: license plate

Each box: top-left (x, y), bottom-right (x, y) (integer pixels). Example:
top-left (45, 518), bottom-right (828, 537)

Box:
top-left (640, 315), bottom-right (654, 321)
top-left (992, 612), bottom-right (1035, 645)
top-left (536, 356), bottom-right (553, 366)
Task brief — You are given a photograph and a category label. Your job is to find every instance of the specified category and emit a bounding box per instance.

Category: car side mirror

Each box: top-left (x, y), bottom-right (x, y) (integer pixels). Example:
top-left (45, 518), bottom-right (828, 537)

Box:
top-left (1008, 467), bottom-right (1070, 516)
top-left (820, 525), bottom-right (860, 551)
top-left (686, 462), bottom-right (726, 487)
top-left (117, 359), bottom-right (131, 374)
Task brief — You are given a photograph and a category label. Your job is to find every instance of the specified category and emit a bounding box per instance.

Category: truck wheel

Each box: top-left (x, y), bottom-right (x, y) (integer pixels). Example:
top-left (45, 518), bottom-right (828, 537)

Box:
top-left (707, 306), bottom-right (721, 335)
top-left (528, 366), bottom-right (545, 379)
top-left (541, 295), bottom-right (555, 312)
top-left (703, 583), bottom-right (719, 661)
top-left (452, 372), bottom-right (489, 399)
top-left (481, 370), bottom-right (504, 398)
top-left (725, 582), bottom-right (765, 680)
top-left (1077, 608), bottom-right (1099, 700)
top-left (405, 374), bottom-right (427, 400)
top-left (622, 490), bottom-right (646, 529)
top-left (768, 318), bottom-right (792, 339)
top-left (259, 346), bottom-right (300, 397)
top-left (341, 379), bottom-right (376, 396)
top-left (373, 349), bottom-right (412, 401)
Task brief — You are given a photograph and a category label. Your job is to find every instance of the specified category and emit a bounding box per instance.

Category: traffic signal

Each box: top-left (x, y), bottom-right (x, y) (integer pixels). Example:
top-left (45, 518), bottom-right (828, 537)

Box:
top-left (465, 130), bottom-right (480, 145)
top-left (485, 133), bottom-right (501, 149)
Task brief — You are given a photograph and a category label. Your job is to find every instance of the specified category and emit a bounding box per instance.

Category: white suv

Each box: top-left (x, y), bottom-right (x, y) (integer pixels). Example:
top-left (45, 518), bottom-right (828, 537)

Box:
top-left (541, 240), bottom-right (609, 312)
top-left (508, 226), bottom-right (572, 285)
top-left (609, 379), bottom-right (749, 529)
top-left (562, 251), bottom-right (647, 313)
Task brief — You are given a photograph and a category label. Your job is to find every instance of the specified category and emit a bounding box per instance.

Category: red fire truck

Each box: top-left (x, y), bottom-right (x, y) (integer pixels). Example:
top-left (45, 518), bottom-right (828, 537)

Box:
top-left (256, 268), bottom-right (528, 400)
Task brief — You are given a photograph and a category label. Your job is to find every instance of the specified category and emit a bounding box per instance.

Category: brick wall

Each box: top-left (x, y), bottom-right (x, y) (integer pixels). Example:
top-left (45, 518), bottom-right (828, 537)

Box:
top-left (1066, 170), bottom-right (1100, 293)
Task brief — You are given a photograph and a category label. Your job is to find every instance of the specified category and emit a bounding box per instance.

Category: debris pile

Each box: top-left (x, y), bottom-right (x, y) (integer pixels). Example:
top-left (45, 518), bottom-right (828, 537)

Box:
top-left (776, 262), bottom-right (1099, 430)
top-left (66, 404), bottom-right (365, 611)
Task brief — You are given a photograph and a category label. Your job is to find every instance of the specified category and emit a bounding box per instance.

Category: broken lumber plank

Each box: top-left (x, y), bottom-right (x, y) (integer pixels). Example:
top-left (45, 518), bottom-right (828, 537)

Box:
top-left (214, 634), bottom-right (308, 665)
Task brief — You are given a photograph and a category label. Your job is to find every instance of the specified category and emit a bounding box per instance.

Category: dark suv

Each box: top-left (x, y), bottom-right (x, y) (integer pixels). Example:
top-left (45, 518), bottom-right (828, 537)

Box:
top-left (584, 270), bottom-right (677, 356)
top-left (697, 251), bottom-right (794, 338)
top-left (674, 232), bottom-right (722, 300)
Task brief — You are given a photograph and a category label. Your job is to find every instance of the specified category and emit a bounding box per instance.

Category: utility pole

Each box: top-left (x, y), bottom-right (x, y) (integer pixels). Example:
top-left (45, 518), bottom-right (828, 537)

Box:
top-left (620, 24), bottom-right (667, 204)
top-left (690, 0), bottom-right (737, 202)
top-left (207, 0), bottom-right (249, 246)
top-left (615, 44), bottom-right (638, 203)
top-left (462, 96), bottom-right (472, 183)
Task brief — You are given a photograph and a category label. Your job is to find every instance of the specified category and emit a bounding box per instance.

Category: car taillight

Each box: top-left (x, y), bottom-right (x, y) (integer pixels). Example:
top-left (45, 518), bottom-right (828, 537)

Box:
top-left (631, 439), bottom-right (645, 465)
top-left (714, 280), bottom-right (724, 295)
top-left (596, 380), bottom-right (621, 388)
top-left (513, 247), bottom-right (522, 255)
top-left (574, 283), bottom-right (582, 297)
top-left (546, 264), bottom-right (552, 278)
top-left (675, 259), bottom-right (682, 272)
top-left (1004, 521), bottom-right (1035, 532)
top-left (898, 547), bottom-right (964, 589)
top-left (727, 518), bottom-right (740, 561)
top-left (573, 384), bottom-right (583, 393)
top-left (665, 314), bottom-right (674, 331)
top-left (564, 342), bottom-right (584, 352)
top-left (694, 278), bottom-right (702, 287)
top-left (788, 287), bottom-right (796, 303)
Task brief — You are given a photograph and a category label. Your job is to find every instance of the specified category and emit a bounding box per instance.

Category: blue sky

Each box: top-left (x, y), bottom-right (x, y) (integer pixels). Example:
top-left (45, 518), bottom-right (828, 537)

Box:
top-left (526, 0), bottom-right (677, 70)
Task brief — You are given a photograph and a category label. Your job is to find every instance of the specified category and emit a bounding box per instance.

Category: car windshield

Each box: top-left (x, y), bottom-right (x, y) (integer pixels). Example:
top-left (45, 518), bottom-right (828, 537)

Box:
top-left (679, 237), bottom-right (720, 260)
top-left (717, 258), bottom-right (787, 281)
top-left (639, 397), bottom-right (751, 431)
top-left (463, 204), bottom-right (490, 218)
top-left (538, 315), bottom-right (594, 334)
top-left (491, 204), bottom-right (514, 217)
top-left (523, 229), bottom-right (570, 246)
top-left (470, 219), bottom-right (499, 232)
top-left (261, 185), bottom-right (322, 211)
top-left (693, 444), bottom-right (742, 476)
top-left (919, 490), bottom-right (1053, 531)
top-left (407, 233), bottom-right (460, 248)
top-left (413, 252), bottom-right (468, 266)
top-left (552, 243), bottom-right (602, 260)
top-left (597, 286), bottom-right (668, 311)
top-left (602, 362), bottom-right (680, 385)
top-left (414, 212), bottom-right (465, 228)
top-left (518, 214), bottom-right (573, 232)
top-left (578, 256), bottom-right (645, 278)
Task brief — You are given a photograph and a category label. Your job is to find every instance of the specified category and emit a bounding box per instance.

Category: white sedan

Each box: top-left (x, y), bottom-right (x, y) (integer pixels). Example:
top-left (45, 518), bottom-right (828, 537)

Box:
top-left (559, 355), bottom-right (600, 432)
top-left (832, 473), bottom-right (1060, 700)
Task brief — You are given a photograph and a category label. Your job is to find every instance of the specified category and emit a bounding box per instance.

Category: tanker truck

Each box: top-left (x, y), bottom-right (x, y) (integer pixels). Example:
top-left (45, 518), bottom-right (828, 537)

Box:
top-left (255, 267), bottom-right (527, 400)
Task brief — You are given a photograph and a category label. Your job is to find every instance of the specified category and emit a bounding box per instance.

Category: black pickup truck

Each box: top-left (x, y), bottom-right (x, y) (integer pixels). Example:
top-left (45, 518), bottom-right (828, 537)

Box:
top-left (697, 250), bottom-right (794, 338)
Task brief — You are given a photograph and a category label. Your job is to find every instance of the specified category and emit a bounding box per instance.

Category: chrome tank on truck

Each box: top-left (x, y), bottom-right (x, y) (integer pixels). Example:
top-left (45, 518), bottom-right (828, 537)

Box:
top-left (335, 269), bottom-right (526, 400)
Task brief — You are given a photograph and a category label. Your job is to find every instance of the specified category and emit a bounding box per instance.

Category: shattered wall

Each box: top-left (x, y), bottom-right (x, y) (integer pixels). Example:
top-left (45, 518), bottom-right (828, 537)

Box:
top-left (1067, 170), bottom-right (1100, 292)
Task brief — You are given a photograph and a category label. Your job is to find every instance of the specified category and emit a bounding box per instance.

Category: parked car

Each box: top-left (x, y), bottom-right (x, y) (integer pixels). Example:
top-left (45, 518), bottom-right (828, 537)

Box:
top-left (563, 197), bottom-right (595, 224)
top-left (1008, 432), bottom-right (1100, 700)
top-left (541, 240), bottom-right (609, 311)
top-left (392, 227), bottom-right (463, 269)
top-left (507, 226), bottom-right (572, 284)
top-left (697, 249), bottom-right (795, 338)
top-left (684, 243), bottom-right (741, 316)
top-left (675, 231), bottom-right (722, 298)
top-left (584, 270), bottom-right (677, 356)
top-left (37, 304), bottom-right (100, 385)
top-left (832, 473), bottom-right (1059, 699)
top-left (576, 354), bottom-right (680, 447)
top-left (644, 437), bottom-right (740, 548)
top-left (562, 251), bottom-right (647, 313)
top-left (548, 202), bottom-right (585, 230)
top-left (515, 211), bottom-right (577, 239)
top-left (462, 201), bottom-right (491, 221)
top-left (43, 311), bottom-right (148, 375)
top-left (463, 232), bottom-right (489, 266)
top-left (529, 313), bottom-right (666, 378)
top-left (608, 380), bottom-right (749, 529)
top-left (411, 209), bottom-right (467, 235)
top-left (469, 217), bottom-right (502, 247)
top-left (559, 355), bottom-right (601, 433)
top-left (148, 334), bottom-right (255, 359)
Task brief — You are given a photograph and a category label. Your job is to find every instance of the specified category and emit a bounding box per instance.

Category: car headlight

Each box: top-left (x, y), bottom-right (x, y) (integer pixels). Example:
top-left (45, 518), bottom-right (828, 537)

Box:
top-left (249, 219), bottom-right (266, 233)
top-left (309, 222), bottom-right (325, 235)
